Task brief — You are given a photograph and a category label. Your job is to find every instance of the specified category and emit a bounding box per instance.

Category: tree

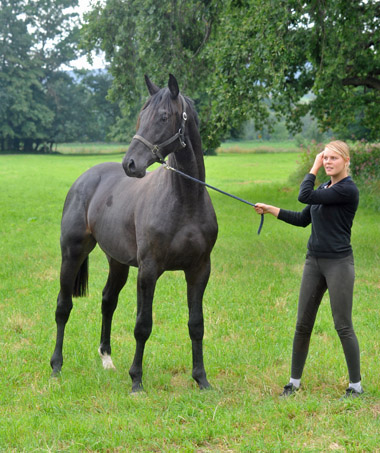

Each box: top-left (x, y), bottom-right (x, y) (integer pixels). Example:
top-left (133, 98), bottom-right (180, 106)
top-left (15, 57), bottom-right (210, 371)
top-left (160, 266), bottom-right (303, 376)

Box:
top-left (75, 70), bottom-right (122, 142)
top-left (0, 0), bottom-right (81, 152)
top-left (0, 0), bottom-right (50, 151)
top-left (82, 0), bottom-right (380, 149)
top-left (81, 0), bottom-right (220, 150)
top-left (205, 0), bottom-right (380, 142)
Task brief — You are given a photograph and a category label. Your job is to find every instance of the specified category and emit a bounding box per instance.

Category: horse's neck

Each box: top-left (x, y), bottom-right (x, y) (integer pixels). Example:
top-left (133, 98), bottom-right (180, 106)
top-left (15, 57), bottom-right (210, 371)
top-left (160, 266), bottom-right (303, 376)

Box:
top-left (166, 122), bottom-right (206, 202)
top-left (168, 119), bottom-right (205, 181)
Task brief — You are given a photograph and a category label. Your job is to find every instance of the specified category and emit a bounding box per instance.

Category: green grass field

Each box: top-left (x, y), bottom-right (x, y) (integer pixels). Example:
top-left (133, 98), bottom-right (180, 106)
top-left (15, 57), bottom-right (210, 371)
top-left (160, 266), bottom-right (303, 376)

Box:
top-left (56, 143), bottom-right (129, 155)
top-left (217, 140), bottom-right (299, 154)
top-left (1, 150), bottom-right (379, 451)
top-left (55, 140), bottom-right (299, 156)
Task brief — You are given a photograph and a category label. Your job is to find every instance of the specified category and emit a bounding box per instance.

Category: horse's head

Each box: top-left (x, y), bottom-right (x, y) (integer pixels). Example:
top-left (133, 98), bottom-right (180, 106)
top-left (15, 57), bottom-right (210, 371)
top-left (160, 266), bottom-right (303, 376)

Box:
top-left (122, 74), bottom-right (188, 178)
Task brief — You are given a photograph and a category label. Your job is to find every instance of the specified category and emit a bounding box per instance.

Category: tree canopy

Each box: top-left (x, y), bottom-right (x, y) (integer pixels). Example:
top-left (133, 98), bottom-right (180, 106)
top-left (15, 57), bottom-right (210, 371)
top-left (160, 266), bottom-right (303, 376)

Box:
top-left (82, 0), bottom-right (380, 149)
top-left (211, 0), bottom-right (380, 141)
top-left (81, 0), bottom-right (219, 147)
top-left (1, 0), bottom-right (379, 152)
top-left (0, 0), bottom-right (79, 151)
top-left (0, 0), bottom-right (120, 152)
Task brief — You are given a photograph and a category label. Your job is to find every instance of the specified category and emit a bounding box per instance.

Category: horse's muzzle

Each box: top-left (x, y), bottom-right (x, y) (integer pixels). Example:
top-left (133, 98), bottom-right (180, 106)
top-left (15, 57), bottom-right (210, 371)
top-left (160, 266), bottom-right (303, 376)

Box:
top-left (122, 158), bottom-right (146, 178)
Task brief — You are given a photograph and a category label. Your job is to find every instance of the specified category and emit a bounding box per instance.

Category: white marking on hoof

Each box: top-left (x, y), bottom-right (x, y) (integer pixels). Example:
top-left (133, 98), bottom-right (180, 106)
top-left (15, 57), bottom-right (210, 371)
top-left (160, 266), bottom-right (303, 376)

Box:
top-left (98, 347), bottom-right (116, 370)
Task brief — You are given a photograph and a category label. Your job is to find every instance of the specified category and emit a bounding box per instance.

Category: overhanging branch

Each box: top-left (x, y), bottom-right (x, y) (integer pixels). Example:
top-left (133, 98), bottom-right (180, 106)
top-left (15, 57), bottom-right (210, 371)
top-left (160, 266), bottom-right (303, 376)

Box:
top-left (342, 76), bottom-right (380, 91)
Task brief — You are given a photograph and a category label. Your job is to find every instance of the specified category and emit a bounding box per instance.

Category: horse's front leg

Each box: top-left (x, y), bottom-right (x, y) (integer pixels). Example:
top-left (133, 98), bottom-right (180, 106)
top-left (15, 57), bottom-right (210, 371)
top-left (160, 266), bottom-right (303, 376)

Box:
top-left (185, 259), bottom-right (211, 390)
top-left (129, 263), bottom-right (159, 393)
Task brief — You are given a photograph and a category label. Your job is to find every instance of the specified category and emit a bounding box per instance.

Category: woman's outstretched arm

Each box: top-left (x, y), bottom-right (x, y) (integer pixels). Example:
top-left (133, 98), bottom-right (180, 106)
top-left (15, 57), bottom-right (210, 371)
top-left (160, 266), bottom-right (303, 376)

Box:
top-left (254, 203), bottom-right (280, 217)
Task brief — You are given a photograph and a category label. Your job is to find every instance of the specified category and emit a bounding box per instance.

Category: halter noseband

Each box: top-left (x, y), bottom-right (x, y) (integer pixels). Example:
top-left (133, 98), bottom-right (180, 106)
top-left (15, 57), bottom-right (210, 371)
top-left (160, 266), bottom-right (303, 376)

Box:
top-left (132, 96), bottom-right (188, 164)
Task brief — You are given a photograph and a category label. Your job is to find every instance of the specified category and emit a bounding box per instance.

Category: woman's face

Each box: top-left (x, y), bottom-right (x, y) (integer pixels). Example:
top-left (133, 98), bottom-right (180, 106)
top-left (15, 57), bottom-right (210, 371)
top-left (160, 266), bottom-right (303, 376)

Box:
top-left (323, 148), bottom-right (348, 178)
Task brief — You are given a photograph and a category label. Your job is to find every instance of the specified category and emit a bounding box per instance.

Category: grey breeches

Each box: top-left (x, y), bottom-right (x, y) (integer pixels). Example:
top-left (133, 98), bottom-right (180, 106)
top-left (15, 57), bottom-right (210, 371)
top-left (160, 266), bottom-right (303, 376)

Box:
top-left (291, 253), bottom-right (361, 383)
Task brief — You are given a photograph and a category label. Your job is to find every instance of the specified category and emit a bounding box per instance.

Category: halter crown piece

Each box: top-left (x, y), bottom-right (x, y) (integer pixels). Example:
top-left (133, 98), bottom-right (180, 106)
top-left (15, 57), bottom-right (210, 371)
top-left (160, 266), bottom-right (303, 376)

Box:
top-left (132, 96), bottom-right (188, 164)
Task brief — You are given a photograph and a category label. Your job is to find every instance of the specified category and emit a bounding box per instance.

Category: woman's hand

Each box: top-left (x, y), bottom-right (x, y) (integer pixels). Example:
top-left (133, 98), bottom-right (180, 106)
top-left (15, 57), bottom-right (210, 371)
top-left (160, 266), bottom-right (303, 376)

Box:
top-left (254, 203), bottom-right (280, 218)
top-left (310, 151), bottom-right (324, 175)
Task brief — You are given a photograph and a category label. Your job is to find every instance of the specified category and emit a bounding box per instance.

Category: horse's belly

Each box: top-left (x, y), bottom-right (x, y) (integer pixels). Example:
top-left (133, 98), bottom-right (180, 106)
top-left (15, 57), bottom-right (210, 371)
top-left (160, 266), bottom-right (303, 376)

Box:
top-left (88, 202), bottom-right (139, 266)
top-left (95, 230), bottom-right (137, 266)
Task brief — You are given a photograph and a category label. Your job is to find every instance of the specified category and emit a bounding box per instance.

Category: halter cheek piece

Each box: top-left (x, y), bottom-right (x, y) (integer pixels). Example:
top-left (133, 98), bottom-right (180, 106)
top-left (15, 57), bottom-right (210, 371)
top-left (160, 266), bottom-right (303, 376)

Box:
top-left (132, 97), bottom-right (188, 164)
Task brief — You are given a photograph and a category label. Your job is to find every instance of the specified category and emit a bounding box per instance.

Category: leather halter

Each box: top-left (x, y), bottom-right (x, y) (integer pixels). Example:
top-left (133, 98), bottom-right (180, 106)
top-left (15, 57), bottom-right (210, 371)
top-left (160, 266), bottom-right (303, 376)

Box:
top-left (132, 96), bottom-right (188, 164)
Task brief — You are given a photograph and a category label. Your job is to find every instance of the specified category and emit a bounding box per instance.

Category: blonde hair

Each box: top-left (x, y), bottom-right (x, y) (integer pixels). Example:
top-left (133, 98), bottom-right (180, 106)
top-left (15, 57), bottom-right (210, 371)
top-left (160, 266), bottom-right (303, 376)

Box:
top-left (324, 140), bottom-right (350, 174)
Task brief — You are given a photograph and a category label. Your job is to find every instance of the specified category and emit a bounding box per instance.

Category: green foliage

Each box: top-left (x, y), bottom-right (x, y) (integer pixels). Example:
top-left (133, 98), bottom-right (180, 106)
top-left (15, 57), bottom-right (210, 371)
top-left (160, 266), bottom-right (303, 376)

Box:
top-left (350, 143), bottom-right (380, 184)
top-left (48, 70), bottom-right (122, 143)
top-left (0, 0), bottom-right (81, 151)
top-left (81, 0), bottom-right (219, 150)
top-left (211, 0), bottom-right (380, 140)
top-left (0, 152), bottom-right (379, 450)
top-left (350, 142), bottom-right (380, 211)
top-left (3, 0), bottom-right (379, 152)
top-left (82, 0), bottom-right (380, 150)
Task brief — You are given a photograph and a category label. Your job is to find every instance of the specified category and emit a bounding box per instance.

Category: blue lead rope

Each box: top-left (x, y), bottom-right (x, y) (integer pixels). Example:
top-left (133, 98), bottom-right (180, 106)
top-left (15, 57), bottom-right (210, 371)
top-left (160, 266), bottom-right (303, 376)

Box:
top-left (163, 163), bottom-right (264, 235)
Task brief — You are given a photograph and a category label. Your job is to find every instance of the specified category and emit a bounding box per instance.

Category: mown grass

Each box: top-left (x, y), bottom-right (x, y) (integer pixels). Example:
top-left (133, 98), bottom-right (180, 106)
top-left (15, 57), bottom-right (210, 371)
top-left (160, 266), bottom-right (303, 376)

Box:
top-left (217, 140), bottom-right (299, 154)
top-left (0, 151), bottom-right (379, 451)
top-left (56, 139), bottom-right (299, 155)
top-left (56, 142), bottom-right (129, 155)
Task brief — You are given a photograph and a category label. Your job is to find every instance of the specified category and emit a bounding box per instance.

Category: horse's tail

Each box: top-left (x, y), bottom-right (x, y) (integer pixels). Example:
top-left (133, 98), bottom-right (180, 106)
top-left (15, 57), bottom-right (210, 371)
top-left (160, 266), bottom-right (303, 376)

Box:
top-left (73, 257), bottom-right (89, 298)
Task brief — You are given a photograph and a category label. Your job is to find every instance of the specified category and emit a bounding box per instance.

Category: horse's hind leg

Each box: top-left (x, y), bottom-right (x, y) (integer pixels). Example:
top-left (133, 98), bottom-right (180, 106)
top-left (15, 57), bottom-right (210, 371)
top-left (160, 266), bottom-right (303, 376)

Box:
top-left (50, 233), bottom-right (96, 376)
top-left (185, 259), bottom-right (212, 390)
top-left (98, 258), bottom-right (129, 370)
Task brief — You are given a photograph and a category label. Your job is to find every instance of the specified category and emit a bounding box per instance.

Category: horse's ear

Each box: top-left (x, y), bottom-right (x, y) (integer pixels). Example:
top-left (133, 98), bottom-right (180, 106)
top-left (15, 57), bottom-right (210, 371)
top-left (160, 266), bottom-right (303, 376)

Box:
top-left (168, 74), bottom-right (179, 99)
top-left (145, 75), bottom-right (160, 96)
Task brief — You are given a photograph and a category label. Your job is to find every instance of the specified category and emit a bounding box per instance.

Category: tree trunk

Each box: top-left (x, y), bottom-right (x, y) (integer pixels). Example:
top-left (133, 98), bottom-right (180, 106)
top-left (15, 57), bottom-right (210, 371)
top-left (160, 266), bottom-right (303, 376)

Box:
top-left (24, 138), bottom-right (34, 153)
top-left (13, 138), bottom-right (20, 152)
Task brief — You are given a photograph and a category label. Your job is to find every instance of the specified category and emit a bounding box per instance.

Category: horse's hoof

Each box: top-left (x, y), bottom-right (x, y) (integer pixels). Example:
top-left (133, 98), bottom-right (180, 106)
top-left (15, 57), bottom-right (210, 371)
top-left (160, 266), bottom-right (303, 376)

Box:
top-left (98, 348), bottom-right (116, 370)
top-left (51, 369), bottom-right (61, 378)
top-left (193, 373), bottom-right (211, 390)
top-left (130, 382), bottom-right (144, 394)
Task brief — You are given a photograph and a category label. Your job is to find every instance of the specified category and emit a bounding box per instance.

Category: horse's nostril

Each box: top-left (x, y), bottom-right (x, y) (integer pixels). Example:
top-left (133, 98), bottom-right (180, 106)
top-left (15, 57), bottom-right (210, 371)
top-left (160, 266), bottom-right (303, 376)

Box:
top-left (128, 159), bottom-right (135, 170)
top-left (124, 159), bottom-right (135, 175)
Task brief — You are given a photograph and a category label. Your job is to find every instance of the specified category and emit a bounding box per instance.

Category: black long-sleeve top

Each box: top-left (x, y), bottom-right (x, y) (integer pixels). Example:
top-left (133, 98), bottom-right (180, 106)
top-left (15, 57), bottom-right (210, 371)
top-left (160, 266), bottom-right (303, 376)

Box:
top-left (278, 173), bottom-right (359, 258)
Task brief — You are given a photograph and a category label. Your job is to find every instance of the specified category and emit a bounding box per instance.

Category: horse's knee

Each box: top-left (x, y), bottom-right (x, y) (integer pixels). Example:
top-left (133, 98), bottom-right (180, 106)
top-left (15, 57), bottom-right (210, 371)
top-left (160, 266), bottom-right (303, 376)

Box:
top-left (101, 293), bottom-right (118, 316)
top-left (134, 317), bottom-right (152, 342)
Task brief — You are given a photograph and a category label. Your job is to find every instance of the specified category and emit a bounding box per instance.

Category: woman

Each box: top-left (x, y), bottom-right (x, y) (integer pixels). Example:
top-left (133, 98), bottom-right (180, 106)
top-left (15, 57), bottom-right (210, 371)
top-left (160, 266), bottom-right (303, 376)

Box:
top-left (255, 140), bottom-right (363, 398)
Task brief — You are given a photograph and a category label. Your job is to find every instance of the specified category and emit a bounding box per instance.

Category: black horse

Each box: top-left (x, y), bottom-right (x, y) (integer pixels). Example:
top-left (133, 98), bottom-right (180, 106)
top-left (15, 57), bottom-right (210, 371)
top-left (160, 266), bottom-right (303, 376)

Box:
top-left (50, 74), bottom-right (218, 392)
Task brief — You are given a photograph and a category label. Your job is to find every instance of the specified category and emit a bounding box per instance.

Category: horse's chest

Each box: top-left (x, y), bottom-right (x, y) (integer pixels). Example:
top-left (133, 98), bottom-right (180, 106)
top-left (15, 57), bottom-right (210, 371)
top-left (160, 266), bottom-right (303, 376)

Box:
top-left (145, 221), bottom-right (214, 269)
top-left (165, 226), bottom-right (208, 266)
top-left (172, 225), bottom-right (205, 251)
